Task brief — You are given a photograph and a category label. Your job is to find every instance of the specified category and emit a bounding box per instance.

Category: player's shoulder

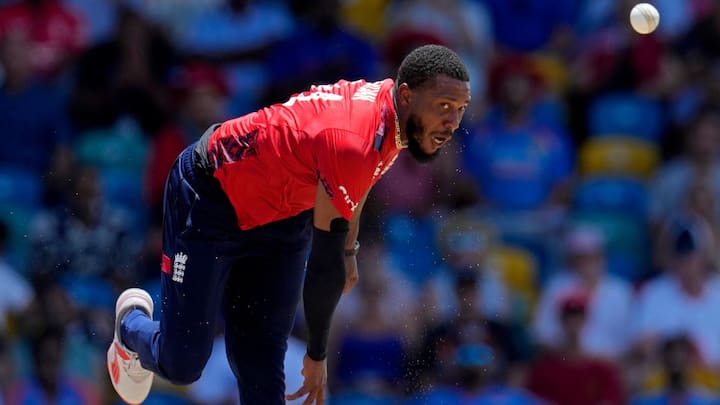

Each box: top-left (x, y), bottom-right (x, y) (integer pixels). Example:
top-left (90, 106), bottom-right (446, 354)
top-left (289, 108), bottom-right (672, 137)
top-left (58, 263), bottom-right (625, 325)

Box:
top-left (312, 78), bottom-right (394, 101)
top-left (312, 78), bottom-right (394, 132)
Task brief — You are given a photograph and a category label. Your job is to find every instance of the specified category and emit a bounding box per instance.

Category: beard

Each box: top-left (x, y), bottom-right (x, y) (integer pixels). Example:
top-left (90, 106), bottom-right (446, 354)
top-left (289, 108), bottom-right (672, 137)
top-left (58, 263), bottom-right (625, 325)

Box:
top-left (406, 113), bottom-right (441, 164)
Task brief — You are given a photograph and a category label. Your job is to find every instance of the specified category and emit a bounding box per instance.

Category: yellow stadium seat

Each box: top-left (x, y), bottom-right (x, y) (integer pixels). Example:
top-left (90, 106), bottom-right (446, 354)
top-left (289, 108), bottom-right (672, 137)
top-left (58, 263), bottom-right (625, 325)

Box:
top-left (340, 0), bottom-right (391, 41)
top-left (579, 136), bottom-right (659, 179)
top-left (643, 365), bottom-right (720, 393)
top-left (486, 245), bottom-right (539, 322)
top-left (531, 54), bottom-right (570, 94)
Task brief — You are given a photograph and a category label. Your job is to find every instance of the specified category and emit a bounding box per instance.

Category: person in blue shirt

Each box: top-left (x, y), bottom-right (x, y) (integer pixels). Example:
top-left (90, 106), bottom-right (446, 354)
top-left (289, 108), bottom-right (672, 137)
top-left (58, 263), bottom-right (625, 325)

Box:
top-left (464, 55), bottom-right (573, 211)
top-left (0, 31), bottom-right (71, 175)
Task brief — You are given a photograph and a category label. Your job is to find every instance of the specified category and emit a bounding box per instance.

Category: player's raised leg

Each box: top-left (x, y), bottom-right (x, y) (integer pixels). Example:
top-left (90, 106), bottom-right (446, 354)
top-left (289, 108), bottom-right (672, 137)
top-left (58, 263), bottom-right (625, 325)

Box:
top-left (107, 145), bottom-right (238, 402)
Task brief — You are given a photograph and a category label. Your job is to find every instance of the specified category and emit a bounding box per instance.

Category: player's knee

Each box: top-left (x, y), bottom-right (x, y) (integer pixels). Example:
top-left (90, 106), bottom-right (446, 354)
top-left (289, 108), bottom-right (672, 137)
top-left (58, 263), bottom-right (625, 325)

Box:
top-left (162, 365), bottom-right (203, 385)
top-left (159, 354), bottom-right (207, 385)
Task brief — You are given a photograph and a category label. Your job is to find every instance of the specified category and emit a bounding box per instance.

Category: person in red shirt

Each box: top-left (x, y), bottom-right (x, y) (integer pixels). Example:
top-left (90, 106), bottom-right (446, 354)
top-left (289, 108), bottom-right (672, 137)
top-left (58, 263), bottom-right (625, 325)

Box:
top-left (106, 44), bottom-right (471, 405)
top-left (527, 292), bottom-right (625, 405)
top-left (0, 0), bottom-right (85, 79)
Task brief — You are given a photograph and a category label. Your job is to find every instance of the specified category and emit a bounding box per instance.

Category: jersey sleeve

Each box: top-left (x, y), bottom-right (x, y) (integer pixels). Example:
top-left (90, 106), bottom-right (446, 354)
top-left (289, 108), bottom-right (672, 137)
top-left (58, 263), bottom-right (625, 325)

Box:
top-left (314, 128), bottom-right (374, 220)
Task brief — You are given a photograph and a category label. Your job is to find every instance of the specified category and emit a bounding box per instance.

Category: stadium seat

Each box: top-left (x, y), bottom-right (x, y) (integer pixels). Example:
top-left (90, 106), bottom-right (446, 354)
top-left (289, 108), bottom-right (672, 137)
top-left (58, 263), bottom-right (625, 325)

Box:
top-left (579, 136), bottom-right (659, 179)
top-left (573, 176), bottom-right (648, 217)
top-left (331, 390), bottom-right (400, 405)
top-left (532, 54), bottom-right (570, 94)
top-left (100, 168), bottom-right (144, 212)
top-left (0, 166), bottom-right (43, 209)
top-left (570, 212), bottom-right (650, 282)
top-left (73, 122), bottom-right (148, 173)
top-left (487, 245), bottom-right (539, 322)
top-left (589, 93), bottom-right (663, 141)
top-left (0, 204), bottom-right (36, 272)
top-left (385, 214), bottom-right (441, 287)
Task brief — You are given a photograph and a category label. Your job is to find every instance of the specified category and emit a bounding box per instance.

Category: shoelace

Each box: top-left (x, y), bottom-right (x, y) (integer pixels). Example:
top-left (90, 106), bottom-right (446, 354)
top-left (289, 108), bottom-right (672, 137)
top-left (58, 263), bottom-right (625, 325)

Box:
top-left (126, 354), bottom-right (151, 383)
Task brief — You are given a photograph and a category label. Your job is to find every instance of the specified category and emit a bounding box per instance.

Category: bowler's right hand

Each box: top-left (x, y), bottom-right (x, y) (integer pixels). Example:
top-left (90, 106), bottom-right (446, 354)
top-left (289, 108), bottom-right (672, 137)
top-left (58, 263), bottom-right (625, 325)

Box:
top-left (286, 354), bottom-right (327, 405)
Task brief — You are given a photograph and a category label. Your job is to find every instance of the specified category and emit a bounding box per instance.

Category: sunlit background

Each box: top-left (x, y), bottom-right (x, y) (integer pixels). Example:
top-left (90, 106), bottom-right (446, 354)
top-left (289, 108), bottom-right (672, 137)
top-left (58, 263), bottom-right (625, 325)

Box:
top-left (1, 0), bottom-right (720, 404)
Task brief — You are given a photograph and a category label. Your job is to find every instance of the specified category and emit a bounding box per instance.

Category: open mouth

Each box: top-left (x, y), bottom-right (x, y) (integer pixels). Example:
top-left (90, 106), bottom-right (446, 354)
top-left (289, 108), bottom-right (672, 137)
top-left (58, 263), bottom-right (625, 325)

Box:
top-left (432, 136), bottom-right (448, 147)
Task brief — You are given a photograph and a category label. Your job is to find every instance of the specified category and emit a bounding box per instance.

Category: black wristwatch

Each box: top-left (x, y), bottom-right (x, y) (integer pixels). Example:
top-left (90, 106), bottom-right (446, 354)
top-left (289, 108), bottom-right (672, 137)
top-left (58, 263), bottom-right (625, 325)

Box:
top-left (344, 240), bottom-right (360, 257)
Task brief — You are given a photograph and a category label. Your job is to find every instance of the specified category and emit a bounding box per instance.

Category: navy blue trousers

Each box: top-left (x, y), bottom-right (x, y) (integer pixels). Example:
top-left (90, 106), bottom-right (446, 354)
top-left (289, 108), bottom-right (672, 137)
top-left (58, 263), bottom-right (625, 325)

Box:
top-left (122, 143), bottom-right (312, 404)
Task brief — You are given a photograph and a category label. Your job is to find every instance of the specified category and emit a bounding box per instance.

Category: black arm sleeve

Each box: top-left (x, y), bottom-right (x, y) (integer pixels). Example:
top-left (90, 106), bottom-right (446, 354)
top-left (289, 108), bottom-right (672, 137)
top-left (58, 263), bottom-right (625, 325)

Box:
top-left (303, 221), bottom-right (348, 361)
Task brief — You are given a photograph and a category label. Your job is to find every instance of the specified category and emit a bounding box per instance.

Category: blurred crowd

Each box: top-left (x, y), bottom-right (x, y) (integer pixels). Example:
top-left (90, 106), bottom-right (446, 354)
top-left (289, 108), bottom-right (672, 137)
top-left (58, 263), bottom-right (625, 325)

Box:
top-left (3, 0), bottom-right (720, 404)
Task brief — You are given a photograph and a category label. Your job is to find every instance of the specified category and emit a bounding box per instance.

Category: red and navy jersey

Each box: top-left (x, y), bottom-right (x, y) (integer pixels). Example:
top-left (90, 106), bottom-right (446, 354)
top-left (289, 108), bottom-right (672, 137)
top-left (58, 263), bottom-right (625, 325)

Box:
top-left (206, 79), bottom-right (401, 230)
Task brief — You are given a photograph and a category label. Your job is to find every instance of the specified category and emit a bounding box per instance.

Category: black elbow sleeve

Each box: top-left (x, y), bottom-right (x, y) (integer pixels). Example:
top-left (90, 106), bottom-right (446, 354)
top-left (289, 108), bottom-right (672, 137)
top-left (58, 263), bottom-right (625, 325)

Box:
top-left (303, 222), bottom-right (348, 360)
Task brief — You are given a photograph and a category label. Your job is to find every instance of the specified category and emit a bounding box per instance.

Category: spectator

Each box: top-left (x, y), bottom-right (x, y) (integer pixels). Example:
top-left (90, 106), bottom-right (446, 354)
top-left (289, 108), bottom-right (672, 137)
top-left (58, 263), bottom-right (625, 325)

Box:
top-left (0, 30), bottom-right (72, 175)
top-left (144, 61), bottom-right (230, 215)
top-left (4, 326), bottom-right (100, 404)
top-left (411, 268), bottom-right (530, 393)
top-left (630, 335), bottom-right (720, 405)
top-left (0, 220), bottom-right (32, 333)
top-left (465, 55), bottom-right (573, 211)
top-left (408, 343), bottom-right (544, 405)
top-left (28, 165), bottom-right (138, 314)
top-left (174, 0), bottom-right (294, 60)
top-left (681, 180), bottom-right (720, 266)
top-left (384, 0), bottom-right (493, 105)
top-left (0, 0), bottom-right (85, 79)
top-left (533, 225), bottom-right (633, 359)
top-left (463, 54), bottom-right (572, 279)
top-left (650, 108), bottom-right (720, 230)
top-left (17, 273), bottom-right (110, 390)
top-left (527, 293), bottom-right (625, 405)
top-left (330, 240), bottom-right (418, 397)
top-left (69, 5), bottom-right (176, 134)
top-left (171, 0), bottom-right (295, 114)
top-left (261, 0), bottom-right (378, 106)
top-left (331, 253), bottom-right (409, 398)
top-left (570, 0), bottom-right (665, 94)
top-left (429, 207), bottom-right (510, 321)
top-left (682, 2), bottom-right (720, 61)
top-left (633, 217), bottom-right (720, 368)
top-left (483, 0), bottom-right (576, 53)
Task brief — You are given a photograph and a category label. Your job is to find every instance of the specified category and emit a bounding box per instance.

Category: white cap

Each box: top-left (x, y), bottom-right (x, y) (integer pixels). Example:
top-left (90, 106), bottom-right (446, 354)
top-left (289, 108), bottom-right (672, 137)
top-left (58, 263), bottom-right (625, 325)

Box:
top-left (566, 226), bottom-right (604, 255)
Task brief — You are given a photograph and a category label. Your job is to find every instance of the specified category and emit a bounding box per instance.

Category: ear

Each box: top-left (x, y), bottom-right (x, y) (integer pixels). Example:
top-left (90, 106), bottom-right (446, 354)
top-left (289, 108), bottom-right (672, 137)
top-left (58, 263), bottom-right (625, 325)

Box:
top-left (397, 83), bottom-right (412, 106)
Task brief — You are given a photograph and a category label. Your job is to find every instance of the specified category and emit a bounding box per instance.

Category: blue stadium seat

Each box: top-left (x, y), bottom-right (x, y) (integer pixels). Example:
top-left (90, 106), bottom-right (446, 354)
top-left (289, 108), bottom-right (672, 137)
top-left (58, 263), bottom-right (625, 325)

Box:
top-left (100, 168), bottom-right (144, 212)
top-left (573, 176), bottom-right (648, 217)
top-left (99, 168), bottom-right (148, 236)
top-left (330, 390), bottom-right (400, 405)
top-left (589, 93), bottom-right (663, 141)
top-left (385, 214), bottom-right (441, 288)
top-left (0, 204), bottom-right (37, 272)
top-left (73, 123), bottom-right (148, 173)
top-left (0, 166), bottom-right (42, 209)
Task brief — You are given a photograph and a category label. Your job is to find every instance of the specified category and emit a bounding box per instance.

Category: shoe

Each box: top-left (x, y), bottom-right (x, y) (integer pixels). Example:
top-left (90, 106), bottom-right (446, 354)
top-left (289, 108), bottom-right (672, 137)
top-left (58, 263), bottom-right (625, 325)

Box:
top-left (107, 288), bottom-right (155, 404)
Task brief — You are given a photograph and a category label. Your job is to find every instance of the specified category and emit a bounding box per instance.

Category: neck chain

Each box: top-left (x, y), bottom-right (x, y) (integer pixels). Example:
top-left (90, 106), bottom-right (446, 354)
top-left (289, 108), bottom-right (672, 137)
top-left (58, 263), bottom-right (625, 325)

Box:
top-left (392, 90), bottom-right (407, 149)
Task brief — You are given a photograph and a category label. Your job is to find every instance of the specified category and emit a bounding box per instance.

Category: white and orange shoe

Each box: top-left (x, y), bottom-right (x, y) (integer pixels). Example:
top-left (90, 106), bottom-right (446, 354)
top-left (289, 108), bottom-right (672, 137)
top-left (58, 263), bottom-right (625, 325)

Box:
top-left (107, 288), bottom-right (155, 404)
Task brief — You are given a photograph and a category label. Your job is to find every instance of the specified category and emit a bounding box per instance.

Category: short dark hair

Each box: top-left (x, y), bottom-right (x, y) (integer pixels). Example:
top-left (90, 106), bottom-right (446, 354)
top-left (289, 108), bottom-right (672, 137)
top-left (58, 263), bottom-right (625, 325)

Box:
top-left (396, 45), bottom-right (469, 90)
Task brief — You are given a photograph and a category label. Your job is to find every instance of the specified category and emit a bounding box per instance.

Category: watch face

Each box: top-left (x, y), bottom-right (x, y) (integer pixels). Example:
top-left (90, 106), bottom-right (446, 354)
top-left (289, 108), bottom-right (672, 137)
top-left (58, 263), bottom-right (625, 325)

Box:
top-left (345, 241), bottom-right (360, 256)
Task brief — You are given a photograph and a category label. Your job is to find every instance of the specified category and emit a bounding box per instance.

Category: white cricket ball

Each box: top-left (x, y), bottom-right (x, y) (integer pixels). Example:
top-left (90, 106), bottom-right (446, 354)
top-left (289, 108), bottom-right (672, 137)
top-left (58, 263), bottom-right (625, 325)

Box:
top-left (630, 3), bottom-right (660, 34)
